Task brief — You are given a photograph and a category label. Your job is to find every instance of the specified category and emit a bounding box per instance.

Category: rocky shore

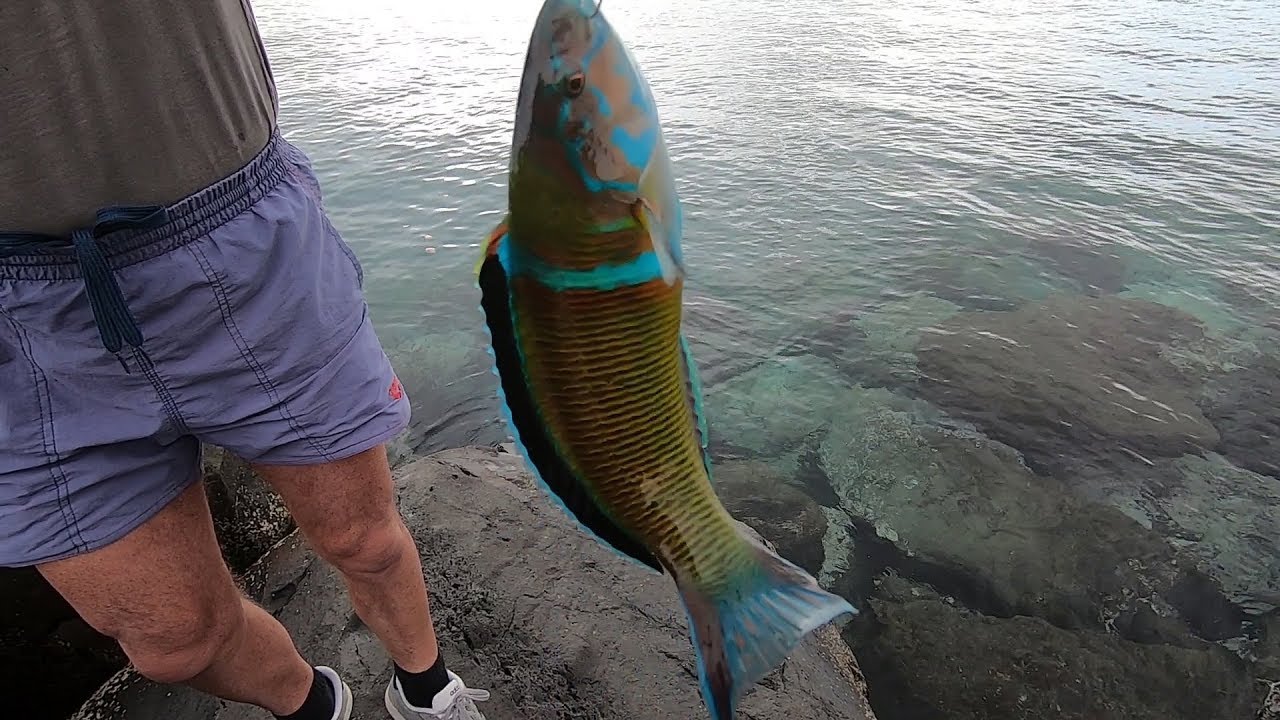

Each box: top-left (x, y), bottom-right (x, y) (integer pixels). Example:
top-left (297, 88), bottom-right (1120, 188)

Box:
top-left (56, 446), bottom-right (876, 720)
top-left (7, 285), bottom-right (1278, 720)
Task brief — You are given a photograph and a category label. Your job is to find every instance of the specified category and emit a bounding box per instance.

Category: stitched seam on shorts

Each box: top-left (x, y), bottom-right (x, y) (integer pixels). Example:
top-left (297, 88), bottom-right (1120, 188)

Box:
top-left (186, 242), bottom-right (334, 463)
top-left (323, 220), bottom-right (364, 288)
top-left (133, 348), bottom-right (191, 434)
top-left (0, 307), bottom-right (89, 553)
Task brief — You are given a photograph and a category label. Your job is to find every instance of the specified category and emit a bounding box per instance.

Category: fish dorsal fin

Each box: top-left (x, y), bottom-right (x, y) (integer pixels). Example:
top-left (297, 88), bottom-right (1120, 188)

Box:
top-left (477, 236), bottom-right (664, 573)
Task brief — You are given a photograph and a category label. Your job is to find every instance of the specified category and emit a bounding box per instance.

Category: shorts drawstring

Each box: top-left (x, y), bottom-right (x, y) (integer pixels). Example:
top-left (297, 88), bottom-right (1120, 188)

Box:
top-left (0, 204), bottom-right (170, 371)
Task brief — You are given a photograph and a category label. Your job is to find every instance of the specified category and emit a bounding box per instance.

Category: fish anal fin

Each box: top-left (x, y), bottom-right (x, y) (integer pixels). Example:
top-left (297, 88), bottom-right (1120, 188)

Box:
top-left (676, 526), bottom-right (856, 720)
top-left (477, 248), bottom-right (663, 574)
top-left (678, 333), bottom-right (712, 478)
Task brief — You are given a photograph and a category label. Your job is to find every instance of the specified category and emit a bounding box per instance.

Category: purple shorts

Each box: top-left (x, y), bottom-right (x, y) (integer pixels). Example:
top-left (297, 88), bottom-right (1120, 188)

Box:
top-left (0, 133), bottom-right (411, 567)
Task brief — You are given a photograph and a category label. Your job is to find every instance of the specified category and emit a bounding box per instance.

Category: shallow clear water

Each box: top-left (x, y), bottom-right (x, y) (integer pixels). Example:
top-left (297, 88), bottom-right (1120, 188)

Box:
top-left (255, 0), bottom-right (1279, 715)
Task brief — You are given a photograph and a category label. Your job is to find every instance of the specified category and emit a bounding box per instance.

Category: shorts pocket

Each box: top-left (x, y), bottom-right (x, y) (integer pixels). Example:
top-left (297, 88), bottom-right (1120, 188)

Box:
top-left (280, 139), bottom-right (365, 290)
top-left (322, 216), bottom-right (365, 289)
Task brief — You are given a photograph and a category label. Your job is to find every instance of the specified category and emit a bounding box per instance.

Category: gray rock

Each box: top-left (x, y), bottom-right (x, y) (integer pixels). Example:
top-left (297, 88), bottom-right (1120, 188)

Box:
top-left (73, 446), bottom-right (877, 720)
top-left (1261, 682), bottom-right (1280, 720)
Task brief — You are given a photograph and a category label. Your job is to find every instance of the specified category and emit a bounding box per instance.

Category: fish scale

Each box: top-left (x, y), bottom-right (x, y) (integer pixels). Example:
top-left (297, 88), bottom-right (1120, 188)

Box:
top-left (510, 273), bottom-right (751, 590)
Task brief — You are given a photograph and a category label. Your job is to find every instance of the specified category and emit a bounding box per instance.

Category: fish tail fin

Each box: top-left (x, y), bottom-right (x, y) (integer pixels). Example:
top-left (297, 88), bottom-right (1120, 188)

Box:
top-left (676, 528), bottom-right (857, 720)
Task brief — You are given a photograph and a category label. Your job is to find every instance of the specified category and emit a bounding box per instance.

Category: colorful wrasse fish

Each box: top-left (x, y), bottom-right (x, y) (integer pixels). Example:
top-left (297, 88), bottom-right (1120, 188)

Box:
top-left (474, 1), bottom-right (856, 717)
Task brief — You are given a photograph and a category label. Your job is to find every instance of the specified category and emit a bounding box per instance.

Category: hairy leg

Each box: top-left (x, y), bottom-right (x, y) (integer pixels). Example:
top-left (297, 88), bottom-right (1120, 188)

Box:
top-left (37, 481), bottom-right (316, 715)
top-left (253, 444), bottom-right (440, 673)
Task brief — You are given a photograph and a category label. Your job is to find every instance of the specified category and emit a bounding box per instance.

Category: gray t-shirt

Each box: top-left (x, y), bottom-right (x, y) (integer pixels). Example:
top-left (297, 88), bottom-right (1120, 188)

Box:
top-left (0, 0), bottom-right (278, 235)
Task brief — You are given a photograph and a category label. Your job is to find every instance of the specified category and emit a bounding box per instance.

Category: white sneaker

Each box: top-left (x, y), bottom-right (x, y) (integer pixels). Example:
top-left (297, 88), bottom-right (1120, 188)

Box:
top-left (384, 669), bottom-right (490, 720)
top-left (315, 666), bottom-right (353, 720)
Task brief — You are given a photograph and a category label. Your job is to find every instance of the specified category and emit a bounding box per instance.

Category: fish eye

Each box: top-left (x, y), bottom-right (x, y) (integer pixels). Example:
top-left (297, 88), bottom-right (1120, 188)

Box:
top-left (564, 72), bottom-right (586, 98)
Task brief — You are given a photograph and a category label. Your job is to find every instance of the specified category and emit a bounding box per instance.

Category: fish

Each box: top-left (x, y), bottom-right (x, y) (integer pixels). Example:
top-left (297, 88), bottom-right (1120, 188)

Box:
top-left (473, 1), bottom-right (857, 717)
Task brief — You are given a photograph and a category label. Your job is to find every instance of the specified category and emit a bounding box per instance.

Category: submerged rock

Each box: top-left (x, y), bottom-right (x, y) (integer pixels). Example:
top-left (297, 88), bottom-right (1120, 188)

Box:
top-left (815, 383), bottom-right (1244, 642)
top-left (712, 460), bottom-right (829, 576)
top-left (853, 575), bottom-right (1260, 720)
top-left (705, 354), bottom-right (848, 456)
top-left (1075, 452), bottom-right (1280, 613)
top-left (1201, 351), bottom-right (1280, 479)
top-left (915, 294), bottom-right (1220, 475)
top-left (835, 293), bottom-right (962, 389)
top-left (73, 447), bottom-right (877, 720)
top-left (1027, 236), bottom-right (1129, 297)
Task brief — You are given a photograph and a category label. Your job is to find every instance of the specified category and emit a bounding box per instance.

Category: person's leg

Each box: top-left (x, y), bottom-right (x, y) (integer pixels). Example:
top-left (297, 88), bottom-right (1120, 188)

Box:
top-left (252, 445), bottom-right (439, 673)
top-left (36, 481), bottom-right (318, 715)
top-left (0, 270), bottom-right (322, 716)
top-left (180, 135), bottom-right (486, 717)
top-left (1, 134), bottom-right (356, 719)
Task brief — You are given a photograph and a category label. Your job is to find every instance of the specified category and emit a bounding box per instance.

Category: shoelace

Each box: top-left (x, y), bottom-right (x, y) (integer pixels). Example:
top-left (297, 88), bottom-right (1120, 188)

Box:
top-left (440, 684), bottom-right (491, 720)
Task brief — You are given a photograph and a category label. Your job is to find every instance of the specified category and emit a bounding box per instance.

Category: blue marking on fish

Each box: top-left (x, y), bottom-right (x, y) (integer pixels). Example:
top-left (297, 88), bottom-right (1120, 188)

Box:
top-left (502, 239), bottom-right (665, 291)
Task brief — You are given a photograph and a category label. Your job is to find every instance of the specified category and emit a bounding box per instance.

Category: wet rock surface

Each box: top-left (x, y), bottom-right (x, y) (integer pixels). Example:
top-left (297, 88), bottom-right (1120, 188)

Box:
top-left (851, 575), bottom-right (1259, 720)
top-left (72, 447), bottom-right (878, 720)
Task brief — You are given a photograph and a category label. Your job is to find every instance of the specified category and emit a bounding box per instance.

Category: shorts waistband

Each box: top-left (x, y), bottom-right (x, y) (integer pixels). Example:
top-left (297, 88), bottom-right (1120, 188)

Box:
top-left (0, 130), bottom-right (291, 283)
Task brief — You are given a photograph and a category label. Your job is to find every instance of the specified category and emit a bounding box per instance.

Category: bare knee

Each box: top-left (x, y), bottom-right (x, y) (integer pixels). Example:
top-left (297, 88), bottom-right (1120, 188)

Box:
top-left (113, 592), bottom-right (246, 685)
top-left (312, 514), bottom-right (414, 577)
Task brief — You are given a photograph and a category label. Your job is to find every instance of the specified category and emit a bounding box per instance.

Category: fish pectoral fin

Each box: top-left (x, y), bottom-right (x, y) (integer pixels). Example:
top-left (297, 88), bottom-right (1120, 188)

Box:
top-left (477, 248), bottom-right (664, 574)
top-left (473, 214), bottom-right (510, 279)
top-left (677, 527), bottom-right (857, 720)
top-left (633, 199), bottom-right (684, 286)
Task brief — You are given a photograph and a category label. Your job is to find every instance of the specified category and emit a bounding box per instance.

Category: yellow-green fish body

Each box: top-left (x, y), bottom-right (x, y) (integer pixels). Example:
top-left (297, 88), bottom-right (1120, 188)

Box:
top-left (476, 2), bottom-right (855, 717)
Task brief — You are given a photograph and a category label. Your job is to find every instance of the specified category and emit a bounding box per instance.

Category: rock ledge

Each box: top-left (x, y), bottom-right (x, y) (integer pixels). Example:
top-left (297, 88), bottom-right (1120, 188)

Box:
top-left (72, 446), bottom-right (876, 720)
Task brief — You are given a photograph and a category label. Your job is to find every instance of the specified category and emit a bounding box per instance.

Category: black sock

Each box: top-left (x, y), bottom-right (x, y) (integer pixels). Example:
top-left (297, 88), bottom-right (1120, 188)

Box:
top-left (274, 667), bottom-right (335, 720)
top-left (394, 653), bottom-right (451, 707)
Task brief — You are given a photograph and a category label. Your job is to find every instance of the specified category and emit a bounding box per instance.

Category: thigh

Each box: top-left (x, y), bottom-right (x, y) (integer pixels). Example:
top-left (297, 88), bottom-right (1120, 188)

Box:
top-left (176, 138), bottom-right (410, 465)
top-left (35, 480), bottom-right (240, 645)
top-left (0, 275), bottom-right (201, 568)
top-left (251, 444), bottom-right (399, 557)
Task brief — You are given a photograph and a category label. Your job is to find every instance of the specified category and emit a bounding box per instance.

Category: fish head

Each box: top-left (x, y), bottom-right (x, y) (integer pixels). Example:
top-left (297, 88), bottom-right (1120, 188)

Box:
top-left (509, 0), bottom-right (681, 266)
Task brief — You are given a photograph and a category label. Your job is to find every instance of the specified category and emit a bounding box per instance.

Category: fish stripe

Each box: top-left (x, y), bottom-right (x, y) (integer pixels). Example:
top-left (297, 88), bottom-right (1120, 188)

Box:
top-left (510, 273), bottom-right (755, 593)
top-left (503, 239), bottom-right (665, 292)
top-left (478, 248), bottom-right (663, 572)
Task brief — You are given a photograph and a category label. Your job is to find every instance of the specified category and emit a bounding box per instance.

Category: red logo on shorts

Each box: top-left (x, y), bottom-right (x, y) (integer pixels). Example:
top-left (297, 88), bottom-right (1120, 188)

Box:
top-left (389, 375), bottom-right (404, 401)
